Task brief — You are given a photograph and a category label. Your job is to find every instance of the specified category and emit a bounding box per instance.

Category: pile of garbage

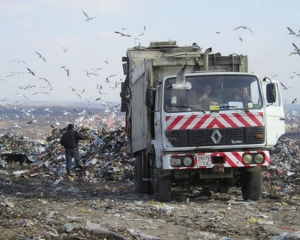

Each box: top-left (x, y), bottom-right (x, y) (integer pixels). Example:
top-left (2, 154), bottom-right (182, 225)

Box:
top-left (1, 130), bottom-right (300, 239)
top-left (1, 127), bottom-right (300, 197)
top-left (0, 125), bottom-right (133, 183)
top-left (266, 135), bottom-right (300, 197)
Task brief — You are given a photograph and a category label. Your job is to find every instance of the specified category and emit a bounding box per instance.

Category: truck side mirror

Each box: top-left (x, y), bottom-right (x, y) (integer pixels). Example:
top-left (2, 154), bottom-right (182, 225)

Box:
top-left (266, 83), bottom-right (276, 103)
top-left (146, 88), bottom-right (154, 108)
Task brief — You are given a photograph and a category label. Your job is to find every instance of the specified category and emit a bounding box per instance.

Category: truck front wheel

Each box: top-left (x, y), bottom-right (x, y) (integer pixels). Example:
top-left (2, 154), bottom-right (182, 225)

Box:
top-left (151, 161), bottom-right (172, 202)
top-left (241, 167), bottom-right (262, 201)
top-left (134, 153), bottom-right (149, 194)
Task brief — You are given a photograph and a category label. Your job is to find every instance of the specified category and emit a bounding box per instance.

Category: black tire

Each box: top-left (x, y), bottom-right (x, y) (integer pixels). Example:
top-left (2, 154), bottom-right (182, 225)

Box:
top-left (134, 153), bottom-right (149, 194)
top-left (150, 157), bottom-right (172, 202)
top-left (241, 167), bottom-right (262, 201)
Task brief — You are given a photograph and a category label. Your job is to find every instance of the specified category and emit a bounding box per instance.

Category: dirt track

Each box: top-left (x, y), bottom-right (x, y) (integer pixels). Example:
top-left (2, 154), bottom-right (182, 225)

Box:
top-left (0, 174), bottom-right (299, 240)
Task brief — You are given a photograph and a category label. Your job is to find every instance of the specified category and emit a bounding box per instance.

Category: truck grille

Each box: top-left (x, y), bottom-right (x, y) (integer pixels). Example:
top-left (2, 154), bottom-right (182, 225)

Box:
top-left (165, 127), bottom-right (264, 147)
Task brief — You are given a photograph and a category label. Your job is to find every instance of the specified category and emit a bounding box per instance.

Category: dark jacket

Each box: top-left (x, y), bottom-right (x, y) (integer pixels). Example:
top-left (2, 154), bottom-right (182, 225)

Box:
top-left (60, 129), bottom-right (86, 148)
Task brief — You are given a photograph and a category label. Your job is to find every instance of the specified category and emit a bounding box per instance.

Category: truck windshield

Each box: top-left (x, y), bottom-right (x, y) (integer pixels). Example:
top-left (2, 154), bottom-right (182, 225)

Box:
top-left (164, 75), bottom-right (262, 112)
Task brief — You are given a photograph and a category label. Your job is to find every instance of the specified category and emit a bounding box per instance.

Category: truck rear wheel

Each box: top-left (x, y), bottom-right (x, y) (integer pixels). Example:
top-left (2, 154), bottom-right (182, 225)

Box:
top-left (134, 153), bottom-right (149, 194)
top-left (241, 167), bottom-right (262, 201)
top-left (151, 161), bottom-right (171, 202)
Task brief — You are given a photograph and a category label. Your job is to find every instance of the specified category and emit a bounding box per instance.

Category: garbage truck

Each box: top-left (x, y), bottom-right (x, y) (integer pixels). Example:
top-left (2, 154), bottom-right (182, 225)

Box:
top-left (120, 41), bottom-right (285, 202)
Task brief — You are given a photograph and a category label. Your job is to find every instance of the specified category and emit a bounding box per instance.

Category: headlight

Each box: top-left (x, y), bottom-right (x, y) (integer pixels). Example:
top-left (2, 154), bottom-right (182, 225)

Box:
top-left (254, 154), bottom-right (264, 163)
top-left (182, 157), bottom-right (193, 166)
top-left (242, 154), bottom-right (252, 164)
top-left (170, 157), bottom-right (181, 166)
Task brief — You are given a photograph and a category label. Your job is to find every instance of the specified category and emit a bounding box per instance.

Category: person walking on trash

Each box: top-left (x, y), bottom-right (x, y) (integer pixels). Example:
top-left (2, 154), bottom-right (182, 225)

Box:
top-left (60, 124), bottom-right (88, 175)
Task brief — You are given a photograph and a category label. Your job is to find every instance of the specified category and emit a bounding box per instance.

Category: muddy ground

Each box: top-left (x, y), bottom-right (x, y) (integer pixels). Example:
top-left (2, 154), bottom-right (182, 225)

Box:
top-left (0, 172), bottom-right (299, 240)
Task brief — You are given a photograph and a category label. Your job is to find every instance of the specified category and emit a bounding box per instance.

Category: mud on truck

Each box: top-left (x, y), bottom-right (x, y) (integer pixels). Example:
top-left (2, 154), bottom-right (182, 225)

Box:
top-left (120, 41), bottom-right (285, 202)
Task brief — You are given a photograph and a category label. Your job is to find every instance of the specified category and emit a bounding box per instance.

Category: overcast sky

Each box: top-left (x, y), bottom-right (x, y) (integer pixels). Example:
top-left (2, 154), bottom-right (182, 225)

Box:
top-left (1, 0), bottom-right (299, 107)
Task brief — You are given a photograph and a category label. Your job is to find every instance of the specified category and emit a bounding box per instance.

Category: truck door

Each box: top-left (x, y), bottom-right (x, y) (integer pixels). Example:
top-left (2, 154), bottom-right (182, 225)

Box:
top-left (263, 81), bottom-right (285, 147)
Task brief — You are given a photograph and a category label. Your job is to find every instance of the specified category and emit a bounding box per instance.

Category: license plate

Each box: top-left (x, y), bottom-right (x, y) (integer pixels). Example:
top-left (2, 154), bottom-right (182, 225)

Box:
top-left (197, 155), bottom-right (211, 167)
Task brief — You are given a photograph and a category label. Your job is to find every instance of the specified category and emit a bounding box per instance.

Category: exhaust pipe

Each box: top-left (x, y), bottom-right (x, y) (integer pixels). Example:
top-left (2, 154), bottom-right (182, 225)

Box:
top-left (203, 47), bottom-right (212, 71)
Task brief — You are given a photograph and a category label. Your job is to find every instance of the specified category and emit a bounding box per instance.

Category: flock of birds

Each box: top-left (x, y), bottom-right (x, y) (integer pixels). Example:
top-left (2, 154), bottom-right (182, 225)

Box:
top-left (0, 9), bottom-right (149, 134)
top-left (0, 10), bottom-right (299, 135)
top-left (1, 10), bottom-right (148, 110)
top-left (281, 26), bottom-right (300, 104)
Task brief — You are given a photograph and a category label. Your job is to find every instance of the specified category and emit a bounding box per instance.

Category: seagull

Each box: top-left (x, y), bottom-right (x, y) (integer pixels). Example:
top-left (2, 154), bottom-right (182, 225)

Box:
top-left (15, 93), bottom-right (30, 100)
top-left (36, 51), bottom-right (46, 62)
top-left (287, 27), bottom-right (298, 36)
top-left (107, 74), bottom-right (117, 79)
top-left (115, 81), bottom-right (121, 88)
top-left (239, 37), bottom-right (243, 42)
top-left (280, 82), bottom-right (290, 90)
top-left (292, 43), bottom-right (300, 53)
top-left (61, 66), bottom-right (69, 77)
top-left (233, 26), bottom-right (253, 33)
top-left (74, 92), bottom-right (83, 98)
top-left (105, 74), bottom-right (117, 83)
top-left (84, 70), bottom-right (98, 77)
top-left (39, 78), bottom-right (51, 86)
top-left (171, 63), bottom-right (191, 90)
top-left (137, 26), bottom-right (146, 37)
top-left (62, 47), bottom-right (68, 52)
top-left (27, 68), bottom-right (35, 76)
top-left (96, 97), bottom-right (104, 101)
top-left (69, 86), bottom-right (78, 92)
top-left (11, 59), bottom-right (26, 64)
top-left (292, 98), bottom-right (297, 104)
top-left (82, 10), bottom-right (96, 22)
top-left (114, 31), bottom-right (131, 37)
top-left (91, 67), bottom-right (102, 72)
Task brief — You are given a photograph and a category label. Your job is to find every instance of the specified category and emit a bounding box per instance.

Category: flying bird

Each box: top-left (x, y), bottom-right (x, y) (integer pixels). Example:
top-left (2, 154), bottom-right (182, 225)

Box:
top-left (82, 10), bottom-right (96, 22)
top-left (27, 68), bottom-right (35, 76)
top-left (69, 86), bottom-right (78, 92)
top-left (39, 78), bottom-right (51, 86)
top-left (292, 98), bottom-right (297, 104)
top-left (61, 66), bottom-right (69, 77)
top-left (11, 59), bottom-right (26, 64)
top-left (84, 70), bottom-right (98, 77)
top-left (91, 67), bottom-right (102, 72)
top-left (233, 26), bottom-right (253, 33)
top-left (280, 82), bottom-right (290, 90)
top-left (36, 52), bottom-right (46, 62)
top-left (15, 93), bottom-right (30, 100)
top-left (287, 27), bottom-right (298, 36)
top-left (292, 43), bottom-right (300, 53)
top-left (114, 31), bottom-right (131, 37)
top-left (137, 26), bottom-right (146, 37)
top-left (96, 97), bottom-right (104, 101)
top-left (171, 63), bottom-right (191, 90)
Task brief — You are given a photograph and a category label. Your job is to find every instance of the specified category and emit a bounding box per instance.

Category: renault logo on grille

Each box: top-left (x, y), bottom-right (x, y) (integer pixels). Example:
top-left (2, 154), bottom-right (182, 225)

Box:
top-left (211, 129), bottom-right (222, 144)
